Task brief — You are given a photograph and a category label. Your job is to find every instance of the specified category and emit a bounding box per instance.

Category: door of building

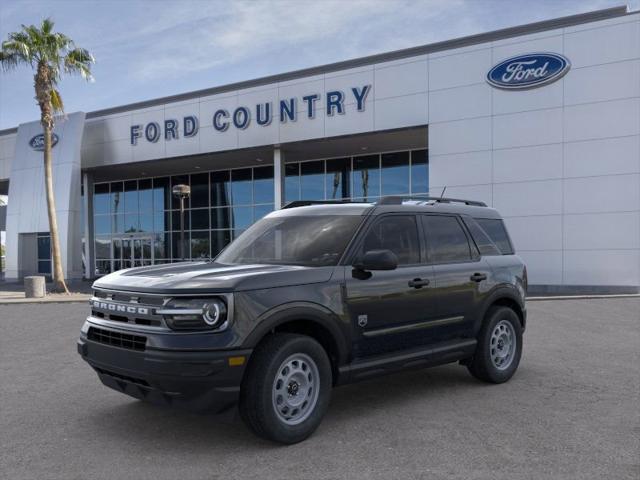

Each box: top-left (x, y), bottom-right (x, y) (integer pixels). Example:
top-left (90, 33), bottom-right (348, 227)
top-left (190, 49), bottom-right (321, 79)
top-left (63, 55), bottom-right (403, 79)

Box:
top-left (112, 235), bottom-right (153, 271)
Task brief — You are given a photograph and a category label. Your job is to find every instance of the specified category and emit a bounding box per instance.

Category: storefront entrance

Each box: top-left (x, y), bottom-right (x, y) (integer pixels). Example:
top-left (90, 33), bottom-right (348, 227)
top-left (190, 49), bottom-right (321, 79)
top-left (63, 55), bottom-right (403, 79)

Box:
top-left (112, 235), bottom-right (153, 270)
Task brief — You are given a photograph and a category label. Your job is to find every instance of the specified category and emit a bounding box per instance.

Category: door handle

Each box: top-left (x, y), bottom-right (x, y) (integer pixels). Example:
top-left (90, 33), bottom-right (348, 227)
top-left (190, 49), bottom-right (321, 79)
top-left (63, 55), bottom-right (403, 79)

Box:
top-left (470, 272), bottom-right (487, 282)
top-left (408, 278), bottom-right (430, 289)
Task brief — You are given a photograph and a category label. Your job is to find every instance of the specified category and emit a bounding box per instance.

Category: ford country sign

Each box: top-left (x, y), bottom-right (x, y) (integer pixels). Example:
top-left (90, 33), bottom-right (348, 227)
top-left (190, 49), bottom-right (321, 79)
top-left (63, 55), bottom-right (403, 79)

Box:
top-left (29, 133), bottom-right (59, 151)
top-left (487, 53), bottom-right (570, 90)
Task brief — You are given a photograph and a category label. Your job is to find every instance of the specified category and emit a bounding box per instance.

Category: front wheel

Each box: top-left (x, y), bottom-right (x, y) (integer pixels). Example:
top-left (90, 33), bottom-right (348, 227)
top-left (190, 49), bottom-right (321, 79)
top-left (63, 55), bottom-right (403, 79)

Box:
top-left (467, 306), bottom-right (523, 383)
top-left (239, 333), bottom-right (332, 444)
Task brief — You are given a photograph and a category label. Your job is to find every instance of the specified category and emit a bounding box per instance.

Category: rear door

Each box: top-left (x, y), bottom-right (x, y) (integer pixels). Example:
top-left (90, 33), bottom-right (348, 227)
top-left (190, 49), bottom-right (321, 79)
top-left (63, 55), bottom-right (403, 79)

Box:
top-left (344, 214), bottom-right (437, 357)
top-left (421, 214), bottom-right (492, 340)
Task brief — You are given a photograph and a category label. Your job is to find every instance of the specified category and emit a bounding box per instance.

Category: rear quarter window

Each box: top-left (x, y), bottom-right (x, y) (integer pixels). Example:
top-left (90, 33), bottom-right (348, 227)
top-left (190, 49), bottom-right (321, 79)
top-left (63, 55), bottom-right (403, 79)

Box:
top-left (474, 218), bottom-right (514, 255)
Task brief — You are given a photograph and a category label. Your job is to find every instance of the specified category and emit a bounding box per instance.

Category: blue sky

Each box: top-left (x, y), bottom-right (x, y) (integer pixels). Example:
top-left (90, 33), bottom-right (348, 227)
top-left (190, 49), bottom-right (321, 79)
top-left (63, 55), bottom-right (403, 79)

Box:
top-left (0, 0), bottom-right (634, 130)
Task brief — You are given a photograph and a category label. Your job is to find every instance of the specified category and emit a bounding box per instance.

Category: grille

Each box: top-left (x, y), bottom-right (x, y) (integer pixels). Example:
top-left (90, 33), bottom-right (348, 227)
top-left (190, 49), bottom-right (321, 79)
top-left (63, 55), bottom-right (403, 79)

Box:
top-left (87, 326), bottom-right (146, 351)
top-left (91, 288), bottom-right (166, 328)
top-left (94, 367), bottom-right (149, 387)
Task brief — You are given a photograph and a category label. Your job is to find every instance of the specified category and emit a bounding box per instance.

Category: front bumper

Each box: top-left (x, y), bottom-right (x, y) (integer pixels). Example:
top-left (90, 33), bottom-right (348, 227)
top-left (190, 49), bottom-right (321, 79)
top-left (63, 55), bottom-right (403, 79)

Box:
top-left (77, 326), bottom-right (251, 413)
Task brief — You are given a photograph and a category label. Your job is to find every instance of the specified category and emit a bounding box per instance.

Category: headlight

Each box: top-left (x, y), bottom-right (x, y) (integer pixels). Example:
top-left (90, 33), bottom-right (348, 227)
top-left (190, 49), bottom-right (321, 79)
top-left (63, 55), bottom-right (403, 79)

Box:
top-left (157, 298), bottom-right (228, 331)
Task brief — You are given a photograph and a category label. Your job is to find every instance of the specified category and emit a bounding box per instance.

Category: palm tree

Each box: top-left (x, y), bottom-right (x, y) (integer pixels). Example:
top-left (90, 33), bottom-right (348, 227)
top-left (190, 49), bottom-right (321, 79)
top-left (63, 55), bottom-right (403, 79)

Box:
top-left (0, 18), bottom-right (94, 292)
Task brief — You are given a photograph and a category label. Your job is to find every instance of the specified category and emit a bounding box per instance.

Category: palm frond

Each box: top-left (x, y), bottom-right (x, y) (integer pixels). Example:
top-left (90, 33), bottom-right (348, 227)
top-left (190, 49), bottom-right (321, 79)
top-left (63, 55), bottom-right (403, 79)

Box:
top-left (64, 47), bottom-right (94, 81)
top-left (50, 88), bottom-right (64, 113)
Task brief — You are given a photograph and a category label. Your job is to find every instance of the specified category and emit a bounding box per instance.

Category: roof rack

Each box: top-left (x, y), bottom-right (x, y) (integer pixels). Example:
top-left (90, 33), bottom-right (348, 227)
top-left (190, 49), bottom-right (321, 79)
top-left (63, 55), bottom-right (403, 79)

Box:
top-left (376, 195), bottom-right (487, 207)
top-left (282, 200), bottom-right (356, 209)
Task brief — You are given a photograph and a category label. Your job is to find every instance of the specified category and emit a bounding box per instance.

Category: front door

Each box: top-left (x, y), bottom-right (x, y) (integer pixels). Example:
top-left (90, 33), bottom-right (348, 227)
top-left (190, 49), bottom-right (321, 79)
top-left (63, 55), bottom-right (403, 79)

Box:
top-left (344, 214), bottom-right (437, 358)
top-left (112, 235), bottom-right (153, 271)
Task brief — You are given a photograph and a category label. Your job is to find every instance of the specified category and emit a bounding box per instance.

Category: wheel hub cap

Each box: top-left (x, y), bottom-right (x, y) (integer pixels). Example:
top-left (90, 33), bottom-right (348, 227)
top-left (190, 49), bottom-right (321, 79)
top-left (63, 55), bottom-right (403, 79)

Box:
top-left (272, 353), bottom-right (320, 425)
top-left (490, 320), bottom-right (516, 371)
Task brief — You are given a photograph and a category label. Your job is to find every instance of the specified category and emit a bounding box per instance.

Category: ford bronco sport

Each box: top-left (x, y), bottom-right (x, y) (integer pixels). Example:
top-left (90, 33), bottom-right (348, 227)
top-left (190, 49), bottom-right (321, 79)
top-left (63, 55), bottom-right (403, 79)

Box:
top-left (78, 196), bottom-right (527, 444)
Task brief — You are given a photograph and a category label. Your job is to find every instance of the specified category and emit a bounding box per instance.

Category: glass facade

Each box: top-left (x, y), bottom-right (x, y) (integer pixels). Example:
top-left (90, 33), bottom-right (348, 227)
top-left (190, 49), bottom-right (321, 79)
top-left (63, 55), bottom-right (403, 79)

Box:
top-left (285, 149), bottom-right (428, 203)
top-left (93, 166), bottom-right (274, 275)
top-left (92, 149), bottom-right (427, 275)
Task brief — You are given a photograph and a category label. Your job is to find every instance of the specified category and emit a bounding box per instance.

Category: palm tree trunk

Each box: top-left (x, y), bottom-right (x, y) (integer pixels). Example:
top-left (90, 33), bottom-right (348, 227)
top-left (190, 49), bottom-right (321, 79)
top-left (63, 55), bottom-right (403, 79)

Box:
top-left (43, 122), bottom-right (68, 293)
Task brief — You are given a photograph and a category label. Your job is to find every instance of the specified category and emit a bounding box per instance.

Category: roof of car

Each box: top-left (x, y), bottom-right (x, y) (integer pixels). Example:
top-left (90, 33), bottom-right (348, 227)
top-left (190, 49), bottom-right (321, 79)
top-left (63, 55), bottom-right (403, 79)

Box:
top-left (270, 197), bottom-right (504, 219)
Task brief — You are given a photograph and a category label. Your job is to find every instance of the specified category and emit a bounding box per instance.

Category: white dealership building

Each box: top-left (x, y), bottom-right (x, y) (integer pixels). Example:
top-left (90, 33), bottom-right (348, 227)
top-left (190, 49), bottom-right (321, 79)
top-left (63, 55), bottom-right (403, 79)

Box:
top-left (0, 6), bottom-right (638, 293)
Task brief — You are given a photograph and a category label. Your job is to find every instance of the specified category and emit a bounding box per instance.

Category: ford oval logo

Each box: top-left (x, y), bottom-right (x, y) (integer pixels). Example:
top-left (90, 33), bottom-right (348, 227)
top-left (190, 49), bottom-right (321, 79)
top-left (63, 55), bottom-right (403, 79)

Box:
top-left (487, 53), bottom-right (570, 90)
top-left (29, 133), bottom-right (59, 151)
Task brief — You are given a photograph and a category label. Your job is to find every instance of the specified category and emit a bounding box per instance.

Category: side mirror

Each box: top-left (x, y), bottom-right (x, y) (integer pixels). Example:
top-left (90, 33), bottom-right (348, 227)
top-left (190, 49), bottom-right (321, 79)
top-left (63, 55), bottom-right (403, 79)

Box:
top-left (354, 249), bottom-right (398, 271)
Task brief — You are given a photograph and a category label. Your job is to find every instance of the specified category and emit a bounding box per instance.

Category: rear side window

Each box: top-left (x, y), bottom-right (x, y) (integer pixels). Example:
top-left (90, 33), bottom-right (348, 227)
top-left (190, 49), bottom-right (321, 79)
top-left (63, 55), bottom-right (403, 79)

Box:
top-left (475, 218), bottom-right (514, 255)
top-left (422, 215), bottom-right (472, 263)
top-left (361, 215), bottom-right (420, 265)
top-left (462, 217), bottom-right (501, 256)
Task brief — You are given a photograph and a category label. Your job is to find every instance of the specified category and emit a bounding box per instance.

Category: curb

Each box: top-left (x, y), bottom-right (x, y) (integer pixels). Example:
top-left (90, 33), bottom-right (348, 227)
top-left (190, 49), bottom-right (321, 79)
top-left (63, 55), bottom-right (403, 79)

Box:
top-left (527, 294), bottom-right (640, 301)
top-left (0, 295), bottom-right (91, 305)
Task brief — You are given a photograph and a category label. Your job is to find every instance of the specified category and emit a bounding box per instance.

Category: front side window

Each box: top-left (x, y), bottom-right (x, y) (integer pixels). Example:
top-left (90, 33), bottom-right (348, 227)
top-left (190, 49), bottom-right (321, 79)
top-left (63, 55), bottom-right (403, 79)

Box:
top-left (216, 215), bottom-right (363, 267)
top-left (360, 215), bottom-right (420, 265)
top-left (423, 215), bottom-right (472, 263)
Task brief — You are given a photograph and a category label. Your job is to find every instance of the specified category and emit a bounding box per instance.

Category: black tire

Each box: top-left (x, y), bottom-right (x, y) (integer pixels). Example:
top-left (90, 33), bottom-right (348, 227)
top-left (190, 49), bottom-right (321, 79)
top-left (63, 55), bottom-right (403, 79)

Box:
top-left (467, 306), bottom-right (523, 383)
top-left (239, 333), bottom-right (332, 444)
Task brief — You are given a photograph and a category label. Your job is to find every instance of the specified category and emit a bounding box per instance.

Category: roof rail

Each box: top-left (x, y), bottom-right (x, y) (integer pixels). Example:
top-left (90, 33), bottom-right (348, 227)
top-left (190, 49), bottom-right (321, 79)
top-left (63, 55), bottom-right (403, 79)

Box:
top-left (377, 195), bottom-right (487, 207)
top-left (282, 200), bottom-right (356, 209)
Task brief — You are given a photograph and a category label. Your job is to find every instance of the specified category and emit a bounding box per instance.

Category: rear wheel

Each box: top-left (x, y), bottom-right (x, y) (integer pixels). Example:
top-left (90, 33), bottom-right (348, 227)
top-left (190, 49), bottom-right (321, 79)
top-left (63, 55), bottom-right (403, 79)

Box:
top-left (239, 333), bottom-right (332, 444)
top-left (467, 306), bottom-right (522, 383)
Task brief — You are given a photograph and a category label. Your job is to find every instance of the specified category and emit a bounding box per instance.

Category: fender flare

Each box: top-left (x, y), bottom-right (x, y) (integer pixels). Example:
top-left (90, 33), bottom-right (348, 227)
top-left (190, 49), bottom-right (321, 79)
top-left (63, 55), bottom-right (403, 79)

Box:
top-left (474, 285), bottom-right (525, 334)
top-left (242, 302), bottom-right (350, 366)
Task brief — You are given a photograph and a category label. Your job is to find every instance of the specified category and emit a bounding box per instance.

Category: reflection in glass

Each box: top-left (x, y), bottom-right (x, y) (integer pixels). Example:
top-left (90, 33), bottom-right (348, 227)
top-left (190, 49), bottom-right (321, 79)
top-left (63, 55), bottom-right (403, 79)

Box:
top-left (153, 211), bottom-right (168, 232)
top-left (352, 155), bottom-right (380, 201)
top-left (139, 213), bottom-right (153, 232)
top-left (411, 149), bottom-right (429, 194)
top-left (112, 214), bottom-right (124, 234)
top-left (191, 208), bottom-right (210, 230)
top-left (153, 233), bottom-right (168, 259)
top-left (253, 166), bottom-right (274, 204)
top-left (232, 206), bottom-right (253, 229)
top-left (211, 230), bottom-right (232, 257)
top-left (124, 180), bottom-right (138, 213)
top-left (153, 177), bottom-right (170, 211)
top-left (326, 158), bottom-right (350, 199)
top-left (124, 213), bottom-right (139, 232)
top-left (300, 161), bottom-right (324, 200)
top-left (172, 210), bottom-right (190, 231)
top-left (138, 179), bottom-right (153, 212)
top-left (190, 231), bottom-right (210, 259)
top-left (37, 235), bottom-right (51, 260)
top-left (190, 173), bottom-right (209, 208)
top-left (254, 204), bottom-right (274, 222)
top-left (171, 175), bottom-right (190, 209)
top-left (381, 152), bottom-right (410, 195)
top-left (211, 171), bottom-right (230, 207)
top-left (94, 215), bottom-right (110, 235)
top-left (111, 182), bottom-right (123, 216)
top-left (94, 184), bottom-right (110, 214)
top-left (231, 169), bottom-right (252, 205)
top-left (95, 237), bottom-right (111, 259)
top-left (211, 207), bottom-right (231, 230)
top-left (285, 163), bottom-right (300, 203)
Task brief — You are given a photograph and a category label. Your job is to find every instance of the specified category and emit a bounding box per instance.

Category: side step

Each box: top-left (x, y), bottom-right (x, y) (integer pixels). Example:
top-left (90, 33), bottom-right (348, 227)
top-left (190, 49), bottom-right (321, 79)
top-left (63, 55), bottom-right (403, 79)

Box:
top-left (337, 339), bottom-right (477, 385)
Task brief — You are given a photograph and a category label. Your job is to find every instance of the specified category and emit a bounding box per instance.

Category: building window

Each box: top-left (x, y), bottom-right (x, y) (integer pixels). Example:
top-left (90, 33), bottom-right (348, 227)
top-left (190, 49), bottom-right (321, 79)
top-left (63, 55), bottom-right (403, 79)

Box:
top-left (92, 163), bottom-right (275, 275)
top-left (37, 232), bottom-right (51, 275)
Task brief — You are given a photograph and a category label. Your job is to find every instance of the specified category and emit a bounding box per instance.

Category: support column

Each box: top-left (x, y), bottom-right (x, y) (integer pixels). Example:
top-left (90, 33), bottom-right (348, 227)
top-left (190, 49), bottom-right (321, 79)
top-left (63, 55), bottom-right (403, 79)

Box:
top-left (274, 147), bottom-right (286, 209)
top-left (83, 172), bottom-right (94, 279)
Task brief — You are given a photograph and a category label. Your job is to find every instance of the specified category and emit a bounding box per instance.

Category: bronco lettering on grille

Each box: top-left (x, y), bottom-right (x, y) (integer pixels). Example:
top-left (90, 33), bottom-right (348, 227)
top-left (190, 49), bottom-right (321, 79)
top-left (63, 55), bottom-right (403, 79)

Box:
top-left (91, 299), bottom-right (149, 315)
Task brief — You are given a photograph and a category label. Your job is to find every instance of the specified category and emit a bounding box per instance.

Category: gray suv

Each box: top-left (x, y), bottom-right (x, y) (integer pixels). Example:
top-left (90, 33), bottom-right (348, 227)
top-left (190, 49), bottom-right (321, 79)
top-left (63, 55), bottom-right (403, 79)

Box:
top-left (78, 196), bottom-right (527, 444)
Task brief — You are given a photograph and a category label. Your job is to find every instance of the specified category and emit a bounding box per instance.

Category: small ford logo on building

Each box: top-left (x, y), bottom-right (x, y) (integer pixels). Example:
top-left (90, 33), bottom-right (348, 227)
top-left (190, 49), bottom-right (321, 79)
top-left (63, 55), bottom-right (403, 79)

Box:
top-left (29, 133), bottom-right (59, 151)
top-left (487, 53), bottom-right (570, 90)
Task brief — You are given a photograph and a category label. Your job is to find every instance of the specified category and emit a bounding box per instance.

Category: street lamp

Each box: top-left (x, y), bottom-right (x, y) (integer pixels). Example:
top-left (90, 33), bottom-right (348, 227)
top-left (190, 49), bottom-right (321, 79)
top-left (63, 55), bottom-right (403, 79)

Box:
top-left (172, 184), bottom-right (191, 261)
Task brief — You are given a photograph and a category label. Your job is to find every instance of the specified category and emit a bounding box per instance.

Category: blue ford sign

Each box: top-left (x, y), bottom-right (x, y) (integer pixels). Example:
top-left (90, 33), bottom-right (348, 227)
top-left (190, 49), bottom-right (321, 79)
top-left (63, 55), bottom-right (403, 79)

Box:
top-left (29, 133), bottom-right (59, 151)
top-left (487, 53), bottom-right (570, 90)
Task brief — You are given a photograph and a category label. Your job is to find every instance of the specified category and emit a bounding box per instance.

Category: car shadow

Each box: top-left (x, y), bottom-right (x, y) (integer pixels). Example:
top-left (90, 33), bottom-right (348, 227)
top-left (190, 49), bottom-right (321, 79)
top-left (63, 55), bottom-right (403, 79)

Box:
top-left (83, 363), bottom-right (487, 449)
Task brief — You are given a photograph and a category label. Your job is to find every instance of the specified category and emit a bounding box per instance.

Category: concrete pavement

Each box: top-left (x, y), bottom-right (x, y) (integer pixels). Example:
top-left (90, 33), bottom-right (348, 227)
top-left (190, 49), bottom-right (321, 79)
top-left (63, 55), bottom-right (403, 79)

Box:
top-left (0, 298), bottom-right (638, 479)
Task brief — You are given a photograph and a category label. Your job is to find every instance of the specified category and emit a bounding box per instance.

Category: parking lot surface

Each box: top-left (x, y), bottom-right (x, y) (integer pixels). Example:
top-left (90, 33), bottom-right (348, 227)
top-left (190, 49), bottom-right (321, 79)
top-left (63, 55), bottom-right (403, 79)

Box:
top-left (1, 298), bottom-right (638, 480)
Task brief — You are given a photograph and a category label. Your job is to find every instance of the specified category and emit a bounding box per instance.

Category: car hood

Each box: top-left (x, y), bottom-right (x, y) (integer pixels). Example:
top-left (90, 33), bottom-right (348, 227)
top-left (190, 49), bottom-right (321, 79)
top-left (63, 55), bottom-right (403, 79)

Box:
top-left (92, 262), bottom-right (335, 294)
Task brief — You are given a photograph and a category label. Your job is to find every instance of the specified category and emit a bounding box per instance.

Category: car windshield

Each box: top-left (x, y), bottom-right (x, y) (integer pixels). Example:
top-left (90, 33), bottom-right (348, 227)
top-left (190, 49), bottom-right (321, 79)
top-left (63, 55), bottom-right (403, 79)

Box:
top-left (216, 215), bottom-right (363, 267)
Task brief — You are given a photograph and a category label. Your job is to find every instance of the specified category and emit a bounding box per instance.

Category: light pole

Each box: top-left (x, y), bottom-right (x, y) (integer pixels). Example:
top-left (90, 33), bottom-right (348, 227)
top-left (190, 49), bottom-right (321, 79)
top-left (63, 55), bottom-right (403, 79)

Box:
top-left (172, 184), bottom-right (191, 261)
